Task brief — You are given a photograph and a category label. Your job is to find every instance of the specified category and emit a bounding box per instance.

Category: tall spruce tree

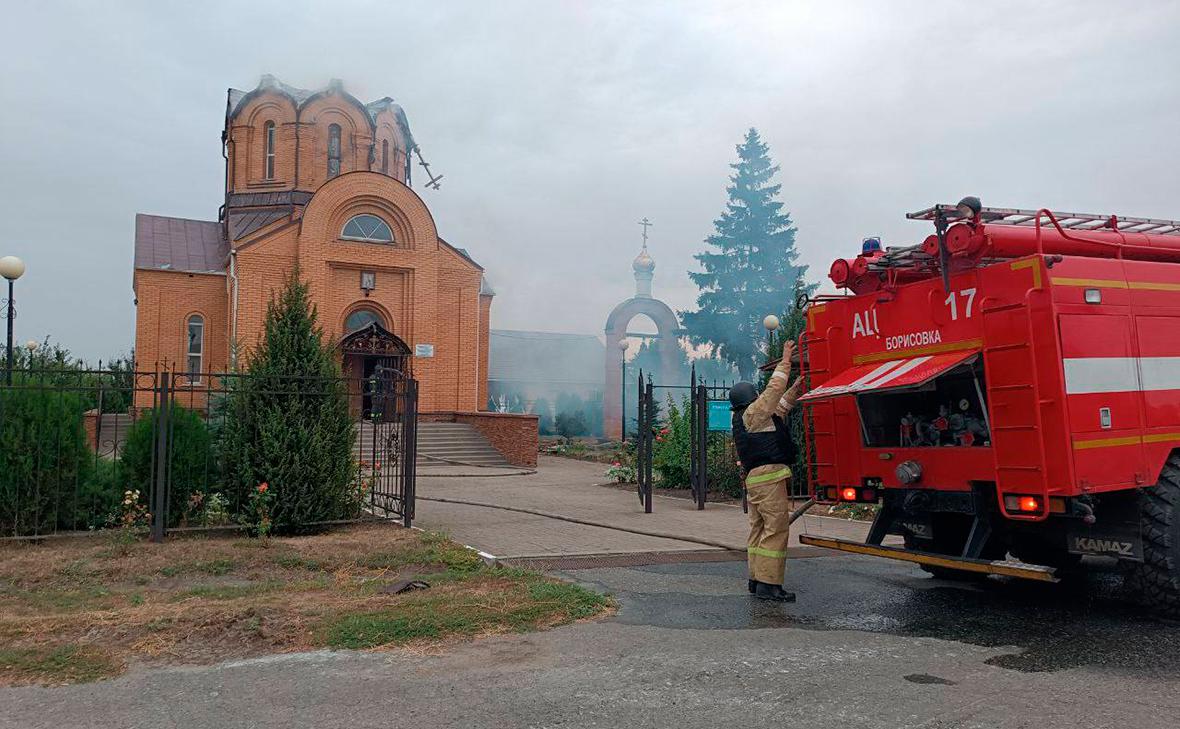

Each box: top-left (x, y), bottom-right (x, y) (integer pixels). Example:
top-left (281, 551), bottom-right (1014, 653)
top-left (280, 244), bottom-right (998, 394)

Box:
top-left (682, 128), bottom-right (813, 379)
top-left (218, 271), bottom-right (356, 533)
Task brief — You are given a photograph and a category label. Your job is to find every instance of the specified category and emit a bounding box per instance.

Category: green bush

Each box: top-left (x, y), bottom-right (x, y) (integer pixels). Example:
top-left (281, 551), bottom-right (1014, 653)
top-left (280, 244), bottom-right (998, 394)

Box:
top-left (218, 272), bottom-right (356, 533)
top-left (649, 395), bottom-right (751, 499)
top-left (555, 391), bottom-right (603, 437)
top-left (554, 410), bottom-right (587, 442)
top-left (119, 406), bottom-right (213, 527)
top-left (0, 382), bottom-right (92, 535)
top-left (652, 396), bottom-right (691, 487)
top-left (13, 340), bottom-right (135, 414)
top-left (532, 397), bottom-right (554, 435)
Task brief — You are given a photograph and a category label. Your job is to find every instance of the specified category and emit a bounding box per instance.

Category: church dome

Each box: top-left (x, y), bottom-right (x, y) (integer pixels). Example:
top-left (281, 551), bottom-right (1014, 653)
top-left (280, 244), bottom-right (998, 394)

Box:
top-left (632, 245), bottom-right (655, 273)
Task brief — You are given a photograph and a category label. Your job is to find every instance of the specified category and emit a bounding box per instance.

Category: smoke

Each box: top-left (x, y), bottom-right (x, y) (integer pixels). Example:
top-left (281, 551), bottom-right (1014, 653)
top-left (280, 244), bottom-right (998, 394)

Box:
top-left (2, 1), bottom-right (1178, 360)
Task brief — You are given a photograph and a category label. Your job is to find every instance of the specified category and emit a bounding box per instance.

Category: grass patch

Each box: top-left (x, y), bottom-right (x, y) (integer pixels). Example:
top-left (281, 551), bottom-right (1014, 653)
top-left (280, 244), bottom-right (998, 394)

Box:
top-left (160, 558), bottom-right (237, 578)
top-left (0, 523), bottom-right (610, 686)
top-left (271, 553), bottom-right (325, 571)
top-left (6, 586), bottom-right (116, 614)
top-left (361, 531), bottom-right (483, 574)
top-left (0, 645), bottom-right (121, 685)
top-left (322, 576), bottom-right (611, 649)
top-left (172, 581), bottom-right (283, 602)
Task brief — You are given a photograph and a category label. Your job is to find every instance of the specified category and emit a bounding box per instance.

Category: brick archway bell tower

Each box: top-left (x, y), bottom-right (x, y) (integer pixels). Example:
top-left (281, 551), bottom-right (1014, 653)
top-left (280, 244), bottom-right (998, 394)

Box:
top-left (603, 232), bottom-right (682, 440)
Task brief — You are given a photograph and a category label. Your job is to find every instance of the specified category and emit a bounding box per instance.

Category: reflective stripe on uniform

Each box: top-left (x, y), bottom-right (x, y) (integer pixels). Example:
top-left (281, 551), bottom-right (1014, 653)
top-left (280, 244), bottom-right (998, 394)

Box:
top-left (745, 467), bottom-right (791, 485)
top-left (748, 546), bottom-right (788, 559)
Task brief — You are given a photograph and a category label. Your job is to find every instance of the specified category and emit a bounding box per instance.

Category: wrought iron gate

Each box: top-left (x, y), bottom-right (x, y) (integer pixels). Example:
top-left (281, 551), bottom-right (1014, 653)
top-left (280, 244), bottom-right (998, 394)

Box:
top-left (363, 365), bottom-right (418, 527)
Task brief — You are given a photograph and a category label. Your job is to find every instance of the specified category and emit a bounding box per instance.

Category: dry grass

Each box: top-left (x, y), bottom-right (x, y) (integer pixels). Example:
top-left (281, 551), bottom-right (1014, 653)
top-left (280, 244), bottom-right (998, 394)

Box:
top-left (0, 523), bottom-right (612, 687)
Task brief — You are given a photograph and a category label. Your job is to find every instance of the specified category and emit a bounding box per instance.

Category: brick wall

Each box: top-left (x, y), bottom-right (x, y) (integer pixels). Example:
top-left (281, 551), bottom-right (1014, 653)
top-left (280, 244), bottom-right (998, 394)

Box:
top-left (454, 412), bottom-right (539, 468)
top-left (132, 269), bottom-right (229, 410)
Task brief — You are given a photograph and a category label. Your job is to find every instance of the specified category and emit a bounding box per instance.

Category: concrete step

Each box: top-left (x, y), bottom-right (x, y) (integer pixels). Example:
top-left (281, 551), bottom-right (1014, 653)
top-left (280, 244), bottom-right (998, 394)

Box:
top-left (355, 420), bottom-right (509, 465)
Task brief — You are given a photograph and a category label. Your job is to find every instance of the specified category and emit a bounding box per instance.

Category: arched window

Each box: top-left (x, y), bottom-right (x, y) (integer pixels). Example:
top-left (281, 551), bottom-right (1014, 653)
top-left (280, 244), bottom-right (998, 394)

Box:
top-left (186, 314), bottom-right (204, 381)
top-left (263, 121), bottom-right (276, 179)
top-left (345, 308), bottom-right (384, 333)
top-left (381, 139), bottom-right (389, 175)
top-left (341, 214), bottom-right (394, 243)
top-left (327, 124), bottom-right (341, 178)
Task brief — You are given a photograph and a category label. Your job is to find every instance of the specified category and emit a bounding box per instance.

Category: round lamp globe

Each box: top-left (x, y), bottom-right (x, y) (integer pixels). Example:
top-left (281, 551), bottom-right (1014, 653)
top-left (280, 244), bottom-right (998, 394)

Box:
top-left (0, 256), bottom-right (26, 281)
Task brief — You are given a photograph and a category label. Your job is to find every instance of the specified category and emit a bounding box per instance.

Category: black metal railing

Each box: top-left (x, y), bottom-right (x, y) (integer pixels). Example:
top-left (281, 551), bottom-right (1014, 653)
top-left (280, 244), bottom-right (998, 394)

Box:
top-left (0, 366), bottom-right (418, 540)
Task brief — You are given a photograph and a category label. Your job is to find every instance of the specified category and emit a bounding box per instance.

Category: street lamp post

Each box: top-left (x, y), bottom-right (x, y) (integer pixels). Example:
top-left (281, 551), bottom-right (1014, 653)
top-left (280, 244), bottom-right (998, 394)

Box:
top-left (0, 256), bottom-right (26, 386)
top-left (618, 338), bottom-right (629, 442)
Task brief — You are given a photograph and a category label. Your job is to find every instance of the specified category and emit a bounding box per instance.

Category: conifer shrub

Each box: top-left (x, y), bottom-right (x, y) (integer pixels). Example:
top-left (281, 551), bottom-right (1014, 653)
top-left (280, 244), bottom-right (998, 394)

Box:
top-left (0, 381), bottom-right (91, 535)
top-left (217, 272), bottom-right (356, 533)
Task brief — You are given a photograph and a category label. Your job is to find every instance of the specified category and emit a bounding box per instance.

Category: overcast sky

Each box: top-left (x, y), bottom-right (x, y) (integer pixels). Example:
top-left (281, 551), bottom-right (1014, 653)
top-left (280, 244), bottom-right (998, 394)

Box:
top-left (2, 0), bottom-right (1178, 361)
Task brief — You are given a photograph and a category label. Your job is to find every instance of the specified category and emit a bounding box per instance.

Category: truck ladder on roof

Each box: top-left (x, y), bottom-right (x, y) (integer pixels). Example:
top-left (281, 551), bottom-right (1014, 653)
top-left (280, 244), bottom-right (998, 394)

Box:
top-left (907, 205), bottom-right (1180, 236)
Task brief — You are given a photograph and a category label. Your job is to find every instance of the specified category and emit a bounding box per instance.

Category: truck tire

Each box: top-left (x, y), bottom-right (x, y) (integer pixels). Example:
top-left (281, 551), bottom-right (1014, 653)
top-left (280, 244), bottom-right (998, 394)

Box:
top-left (1131, 454), bottom-right (1180, 613)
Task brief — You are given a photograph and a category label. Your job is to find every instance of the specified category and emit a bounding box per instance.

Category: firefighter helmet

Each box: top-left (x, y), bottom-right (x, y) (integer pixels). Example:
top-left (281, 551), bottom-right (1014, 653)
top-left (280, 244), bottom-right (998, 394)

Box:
top-left (729, 382), bottom-right (758, 410)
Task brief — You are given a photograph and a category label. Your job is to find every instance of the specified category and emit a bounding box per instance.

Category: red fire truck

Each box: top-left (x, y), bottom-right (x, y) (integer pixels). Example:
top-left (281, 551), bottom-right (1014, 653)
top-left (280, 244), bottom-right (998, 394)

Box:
top-left (797, 198), bottom-right (1180, 611)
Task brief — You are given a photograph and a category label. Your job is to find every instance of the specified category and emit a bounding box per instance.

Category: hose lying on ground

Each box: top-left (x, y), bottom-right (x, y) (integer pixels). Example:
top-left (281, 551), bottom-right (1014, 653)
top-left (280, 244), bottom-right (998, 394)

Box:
top-left (416, 495), bottom-right (819, 553)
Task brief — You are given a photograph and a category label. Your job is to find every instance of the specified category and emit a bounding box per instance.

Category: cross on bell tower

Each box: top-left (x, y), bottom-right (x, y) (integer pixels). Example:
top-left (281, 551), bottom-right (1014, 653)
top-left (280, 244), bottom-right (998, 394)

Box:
top-left (632, 217), bottom-right (655, 298)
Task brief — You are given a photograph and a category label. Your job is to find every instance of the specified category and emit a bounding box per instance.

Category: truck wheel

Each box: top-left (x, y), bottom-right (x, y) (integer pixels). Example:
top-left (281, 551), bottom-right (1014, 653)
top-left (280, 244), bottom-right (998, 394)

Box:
top-left (1131, 454), bottom-right (1180, 613)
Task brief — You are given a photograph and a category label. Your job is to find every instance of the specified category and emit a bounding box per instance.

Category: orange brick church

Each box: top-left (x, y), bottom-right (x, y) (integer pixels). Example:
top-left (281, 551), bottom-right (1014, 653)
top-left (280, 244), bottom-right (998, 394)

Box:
top-left (132, 76), bottom-right (492, 414)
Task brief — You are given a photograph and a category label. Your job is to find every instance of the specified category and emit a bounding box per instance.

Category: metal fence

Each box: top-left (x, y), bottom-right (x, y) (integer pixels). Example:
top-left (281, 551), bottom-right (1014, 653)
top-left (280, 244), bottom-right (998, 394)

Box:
top-left (0, 366), bottom-right (417, 540)
top-left (632, 365), bottom-right (810, 514)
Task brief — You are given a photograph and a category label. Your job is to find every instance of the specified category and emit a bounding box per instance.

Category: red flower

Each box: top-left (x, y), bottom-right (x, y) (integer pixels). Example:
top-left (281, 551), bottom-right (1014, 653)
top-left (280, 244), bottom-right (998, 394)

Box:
top-left (374, 462), bottom-right (381, 470)
top-left (656, 436), bottom-right (664, 443)
top-left (660, 427), bottom-right (670, 435)
top-left (258, 483), bottom-right (269, 493)
top-left (611, 461), bottom-right (621, 467)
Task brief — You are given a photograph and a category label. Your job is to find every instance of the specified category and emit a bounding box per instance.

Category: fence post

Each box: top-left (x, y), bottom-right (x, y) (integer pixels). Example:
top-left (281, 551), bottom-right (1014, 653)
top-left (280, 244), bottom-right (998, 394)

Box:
top-left (643, 377), bottom-right (653, 514)
top-left (403, 379), bottom-right (418, 528)
top-left (635, 369), bottom-right (645, 508)
top-left (150, 372), bottom-right (170, 543)
top-left (689, 365), bottom-right (698, 507)
top-left (695, 383), bottom-right (707, 510)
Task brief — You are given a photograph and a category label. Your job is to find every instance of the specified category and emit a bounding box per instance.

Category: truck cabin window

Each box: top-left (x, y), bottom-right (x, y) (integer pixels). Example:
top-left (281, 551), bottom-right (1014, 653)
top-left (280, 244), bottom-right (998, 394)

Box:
top-left (856, 361), bottom-right (990, 448)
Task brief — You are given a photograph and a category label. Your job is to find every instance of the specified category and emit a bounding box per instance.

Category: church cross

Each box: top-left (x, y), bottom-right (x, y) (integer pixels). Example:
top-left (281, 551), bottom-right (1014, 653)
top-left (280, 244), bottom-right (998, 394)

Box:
top-left (638, 217), bottom-right (653, 247)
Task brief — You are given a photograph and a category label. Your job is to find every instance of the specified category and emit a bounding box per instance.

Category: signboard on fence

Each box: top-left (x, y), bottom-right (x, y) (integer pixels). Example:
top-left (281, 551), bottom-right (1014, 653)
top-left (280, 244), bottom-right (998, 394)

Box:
top-left (707, 400), bottom-right (731, 432)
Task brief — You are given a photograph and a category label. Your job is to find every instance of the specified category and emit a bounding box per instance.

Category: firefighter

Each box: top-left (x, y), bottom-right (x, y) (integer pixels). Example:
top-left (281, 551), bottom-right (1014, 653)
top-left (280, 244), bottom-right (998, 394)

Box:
top-left (730, 341), bottom-right (803, 602)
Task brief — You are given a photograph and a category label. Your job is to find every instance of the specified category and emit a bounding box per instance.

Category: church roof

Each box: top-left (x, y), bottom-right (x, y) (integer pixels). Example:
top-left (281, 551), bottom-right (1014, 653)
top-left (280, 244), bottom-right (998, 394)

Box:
top-left (134, 214), bottom-right (227, 274)
top-left (227, 76), bottom-right (416, 150)
top-left (632, 244), bottom-right (655, 273)
top-left (489, 330), bottom-right (605, 386)
top-left (227, 208), bottom-right (289, 241)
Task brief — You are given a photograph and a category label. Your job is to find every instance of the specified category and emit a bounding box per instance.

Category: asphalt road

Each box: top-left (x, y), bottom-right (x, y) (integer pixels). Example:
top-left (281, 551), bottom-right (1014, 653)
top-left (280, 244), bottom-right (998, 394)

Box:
top-left (4, 554), bottom-right (1179, 729)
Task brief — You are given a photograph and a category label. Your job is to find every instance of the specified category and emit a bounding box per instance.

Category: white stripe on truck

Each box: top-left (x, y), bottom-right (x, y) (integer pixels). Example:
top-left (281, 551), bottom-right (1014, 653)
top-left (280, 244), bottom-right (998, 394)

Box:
top-left (1063, 356), bottom-right (1180, 394)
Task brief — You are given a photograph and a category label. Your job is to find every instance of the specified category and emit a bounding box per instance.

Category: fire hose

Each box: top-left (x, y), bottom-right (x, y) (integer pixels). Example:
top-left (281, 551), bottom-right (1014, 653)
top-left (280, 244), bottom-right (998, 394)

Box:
top-left (415, 495), bottom-right (818, 552)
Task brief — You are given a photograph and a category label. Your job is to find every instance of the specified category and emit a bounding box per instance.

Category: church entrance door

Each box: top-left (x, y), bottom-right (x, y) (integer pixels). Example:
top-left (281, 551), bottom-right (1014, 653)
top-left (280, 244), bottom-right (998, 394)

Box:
top-left (339, 322), bottom-right (412, 420)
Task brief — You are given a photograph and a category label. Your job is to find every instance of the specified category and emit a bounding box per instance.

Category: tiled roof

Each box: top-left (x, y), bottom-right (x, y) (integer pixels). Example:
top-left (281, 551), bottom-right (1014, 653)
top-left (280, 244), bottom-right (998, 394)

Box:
top-left (134, 214), bottom-right (227, 274)
top-left (489, 330), bottom-right (605, 386)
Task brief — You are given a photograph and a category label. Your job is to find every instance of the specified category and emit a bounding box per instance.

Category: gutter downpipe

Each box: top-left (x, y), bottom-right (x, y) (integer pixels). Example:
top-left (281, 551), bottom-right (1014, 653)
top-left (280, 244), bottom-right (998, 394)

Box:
top-left (229, 249), bottom-right (239, 369)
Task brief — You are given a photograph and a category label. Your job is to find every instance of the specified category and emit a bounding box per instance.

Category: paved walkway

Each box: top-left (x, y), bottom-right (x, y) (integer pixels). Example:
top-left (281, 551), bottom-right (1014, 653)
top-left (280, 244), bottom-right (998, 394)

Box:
top-left (415, 455), bottom-right (875, 558)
